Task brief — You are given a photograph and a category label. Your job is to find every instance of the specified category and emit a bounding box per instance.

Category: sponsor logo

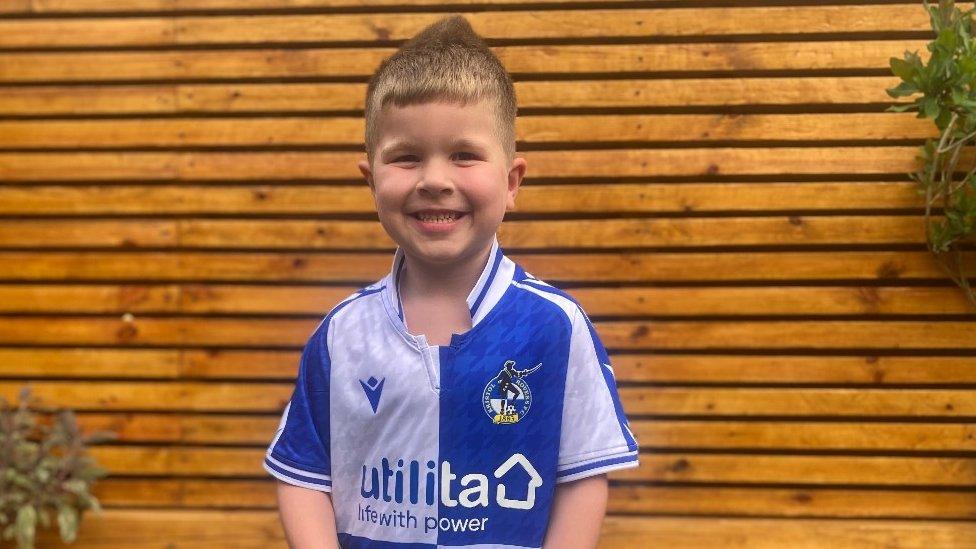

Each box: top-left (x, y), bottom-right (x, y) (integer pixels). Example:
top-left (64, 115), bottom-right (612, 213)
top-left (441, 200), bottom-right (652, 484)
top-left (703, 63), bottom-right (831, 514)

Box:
top-left (360, 453), bottom-right (542, 511)
top-left (359, 376), bottom-right (385, 413)
top-left (482, 360), bottom-right (541, 424)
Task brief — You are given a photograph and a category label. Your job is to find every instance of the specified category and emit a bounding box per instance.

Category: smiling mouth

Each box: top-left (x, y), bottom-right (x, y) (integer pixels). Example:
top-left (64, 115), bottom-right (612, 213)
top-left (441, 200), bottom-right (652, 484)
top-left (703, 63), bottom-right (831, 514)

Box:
top-left (412, 210), bottom-right (467, 223)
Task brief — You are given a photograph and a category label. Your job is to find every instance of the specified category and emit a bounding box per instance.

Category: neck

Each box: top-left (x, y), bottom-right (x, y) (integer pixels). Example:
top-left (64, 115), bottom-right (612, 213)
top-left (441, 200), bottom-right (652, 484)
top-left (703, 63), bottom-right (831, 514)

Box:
top-left (399, 244), bottom-right (493, 303)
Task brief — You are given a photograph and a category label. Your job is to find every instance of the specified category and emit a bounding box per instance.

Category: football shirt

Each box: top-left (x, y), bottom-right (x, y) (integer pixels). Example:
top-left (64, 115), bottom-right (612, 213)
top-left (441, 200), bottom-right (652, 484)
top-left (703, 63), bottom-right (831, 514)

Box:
top-left (264, 236), bottom-right (639, 548)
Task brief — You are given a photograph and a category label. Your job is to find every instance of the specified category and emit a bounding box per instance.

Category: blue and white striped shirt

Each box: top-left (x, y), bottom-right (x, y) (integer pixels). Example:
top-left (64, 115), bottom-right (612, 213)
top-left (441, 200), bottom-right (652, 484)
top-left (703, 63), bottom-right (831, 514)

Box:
top-left (264, 236), bottom-right (639, 548)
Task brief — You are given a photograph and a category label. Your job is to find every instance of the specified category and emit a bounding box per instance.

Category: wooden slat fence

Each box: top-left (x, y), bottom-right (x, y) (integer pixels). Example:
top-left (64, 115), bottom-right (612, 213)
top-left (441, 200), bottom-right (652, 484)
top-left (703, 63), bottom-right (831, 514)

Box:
top-left (1, 1), bottom-right (974, 547)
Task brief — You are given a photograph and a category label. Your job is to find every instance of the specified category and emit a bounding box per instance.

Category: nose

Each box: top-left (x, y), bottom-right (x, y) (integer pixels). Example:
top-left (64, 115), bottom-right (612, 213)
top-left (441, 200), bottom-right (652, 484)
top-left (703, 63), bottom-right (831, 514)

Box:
top-left (415, 157), bottom-right (455, 197)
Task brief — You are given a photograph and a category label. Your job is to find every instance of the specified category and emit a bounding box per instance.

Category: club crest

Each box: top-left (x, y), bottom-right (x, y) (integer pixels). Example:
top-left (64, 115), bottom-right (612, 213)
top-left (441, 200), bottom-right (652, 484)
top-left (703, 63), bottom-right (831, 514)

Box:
top-left (482, 360), bottom-right (542, 424)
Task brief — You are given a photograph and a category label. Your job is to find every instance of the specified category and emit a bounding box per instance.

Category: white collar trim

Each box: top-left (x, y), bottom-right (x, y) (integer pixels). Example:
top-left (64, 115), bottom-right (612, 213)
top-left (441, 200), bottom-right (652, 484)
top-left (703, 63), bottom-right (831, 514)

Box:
top-left (384, 235), bottom-right (514, 329)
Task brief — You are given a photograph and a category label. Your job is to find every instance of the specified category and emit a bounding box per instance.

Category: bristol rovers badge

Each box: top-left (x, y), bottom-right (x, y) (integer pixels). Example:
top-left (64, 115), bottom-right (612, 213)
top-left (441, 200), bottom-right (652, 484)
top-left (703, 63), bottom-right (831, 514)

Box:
top-left (482, 360), bottom-right (542, 424)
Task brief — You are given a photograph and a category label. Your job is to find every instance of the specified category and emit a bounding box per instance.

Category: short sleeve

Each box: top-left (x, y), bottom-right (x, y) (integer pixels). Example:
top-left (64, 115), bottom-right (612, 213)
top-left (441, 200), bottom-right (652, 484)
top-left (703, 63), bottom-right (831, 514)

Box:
top-left (556, 306), bottom-right (639, 483)
top-left (263, 321), bottom-right (332, 492)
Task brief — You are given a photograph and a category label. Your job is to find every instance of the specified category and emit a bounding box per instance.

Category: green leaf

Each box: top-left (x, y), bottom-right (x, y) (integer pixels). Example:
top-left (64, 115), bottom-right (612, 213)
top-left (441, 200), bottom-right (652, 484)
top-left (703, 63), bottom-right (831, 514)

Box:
top-left (56, 505), bottom-right (78, 544)
top-left (61, 479), bottom-right (88, 495)
top-left (14, 505), bottom-right (36, 549)
top-left (10, 471), bottom-right (34, 490)
top-left (936, 108), bottom-right (954, 129)
top-left (891, 56), bottom-right (919, 80)
top-left (937, 27), bottom-right (959, 52)
top-left (887, 81), bottom-right (920, 98)
top-left (922, 96), bottom-right (942, 118)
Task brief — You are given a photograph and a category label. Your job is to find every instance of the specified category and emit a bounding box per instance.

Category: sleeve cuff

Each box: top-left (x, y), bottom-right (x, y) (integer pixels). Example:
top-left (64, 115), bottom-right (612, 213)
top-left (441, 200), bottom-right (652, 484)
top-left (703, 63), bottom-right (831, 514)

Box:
top-left (556, 450), bottom-right (639, 483)
top-left (264, 453), bottom-right (332, 492)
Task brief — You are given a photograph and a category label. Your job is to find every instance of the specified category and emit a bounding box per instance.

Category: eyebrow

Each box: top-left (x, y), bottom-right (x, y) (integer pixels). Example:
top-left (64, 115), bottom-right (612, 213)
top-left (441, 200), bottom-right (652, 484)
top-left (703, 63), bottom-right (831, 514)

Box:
top-left (380, 138), bottom-right (488, 157)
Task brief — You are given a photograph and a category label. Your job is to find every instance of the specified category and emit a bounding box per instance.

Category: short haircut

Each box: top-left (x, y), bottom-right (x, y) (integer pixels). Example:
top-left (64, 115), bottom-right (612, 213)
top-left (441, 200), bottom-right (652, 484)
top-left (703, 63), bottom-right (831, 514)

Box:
top-left (363, 14), bottom-right (518, 166)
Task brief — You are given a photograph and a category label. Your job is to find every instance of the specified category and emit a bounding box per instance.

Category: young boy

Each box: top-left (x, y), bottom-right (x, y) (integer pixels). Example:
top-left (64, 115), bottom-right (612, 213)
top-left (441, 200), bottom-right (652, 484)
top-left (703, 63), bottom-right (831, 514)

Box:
top-left (263, 14), bottom-right (639, 549)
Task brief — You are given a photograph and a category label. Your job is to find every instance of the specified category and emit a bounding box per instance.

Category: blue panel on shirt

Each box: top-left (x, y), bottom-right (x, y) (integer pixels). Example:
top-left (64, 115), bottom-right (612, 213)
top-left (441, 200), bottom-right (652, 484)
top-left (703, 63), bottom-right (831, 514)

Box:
top-left (436, 288), bottom-right (571, 547)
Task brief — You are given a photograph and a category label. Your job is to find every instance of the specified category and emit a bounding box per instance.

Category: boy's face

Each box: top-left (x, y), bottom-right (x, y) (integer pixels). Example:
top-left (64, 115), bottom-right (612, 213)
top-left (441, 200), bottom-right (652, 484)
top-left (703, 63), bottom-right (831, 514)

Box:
top-left (358, 99), bottom-right (526, 269)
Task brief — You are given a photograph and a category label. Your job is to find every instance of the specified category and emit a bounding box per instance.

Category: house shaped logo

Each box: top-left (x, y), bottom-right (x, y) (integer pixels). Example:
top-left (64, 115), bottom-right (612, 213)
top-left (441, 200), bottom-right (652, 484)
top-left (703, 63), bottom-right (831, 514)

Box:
top-left (492, 453), bottom-right (543, 510)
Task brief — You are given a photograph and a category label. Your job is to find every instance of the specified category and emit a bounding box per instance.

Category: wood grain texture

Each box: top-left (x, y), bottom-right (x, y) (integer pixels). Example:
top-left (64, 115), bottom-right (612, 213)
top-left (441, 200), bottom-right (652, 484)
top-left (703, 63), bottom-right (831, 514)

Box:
top-left (0, 182), bottom-right (927, 214)
top-left (4, 382), bottom-right (976, 416)
top-left (0, 41), bottom-right (929, 83)
top-left (0, 77), bottom-right (906, 115)
top-left (0, 147), bottom-right (935, 180)
top-left (5, 351), bottom-right (976, 384)
top-left (0, 113), bottom-right (937, 148)
top-left (0, 7), bottom-right (931, 49)
top-left (31, 511), bottom-right (976, 548)
top-left (0, 216), bottom-right (934, 248)
top-left (1, 317), bottom-right (975, 348)
top-left (3, 1), bottom-right (975, 544)
top-left (76, 480), bottom-right (976, 518)
top-left (0, 250), bottom-right (965, 281)
top-left (47, 413), bottom-right (976, 449)
top-left (2, 284), bottom-right (972, 315)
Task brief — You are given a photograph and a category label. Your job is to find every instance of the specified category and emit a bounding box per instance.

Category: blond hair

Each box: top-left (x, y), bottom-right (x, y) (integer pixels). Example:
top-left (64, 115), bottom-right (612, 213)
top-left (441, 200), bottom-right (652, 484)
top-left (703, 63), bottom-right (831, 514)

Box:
top-left (363, 14), bottom-right (517, 166)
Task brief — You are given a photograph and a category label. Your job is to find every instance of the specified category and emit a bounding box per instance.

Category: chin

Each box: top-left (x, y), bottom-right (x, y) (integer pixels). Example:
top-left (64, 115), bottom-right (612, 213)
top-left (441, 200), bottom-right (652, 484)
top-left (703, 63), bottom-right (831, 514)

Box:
top-left (410, 238), bottom-right (485, 263)
top-left (412, 244), bottom-right (467, 264)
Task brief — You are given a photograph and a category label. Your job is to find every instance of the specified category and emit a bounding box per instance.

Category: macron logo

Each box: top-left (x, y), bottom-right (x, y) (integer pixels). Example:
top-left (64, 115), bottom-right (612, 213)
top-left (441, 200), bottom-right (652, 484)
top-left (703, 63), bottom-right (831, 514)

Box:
top-left (359, 376), bottom-right (385, 414)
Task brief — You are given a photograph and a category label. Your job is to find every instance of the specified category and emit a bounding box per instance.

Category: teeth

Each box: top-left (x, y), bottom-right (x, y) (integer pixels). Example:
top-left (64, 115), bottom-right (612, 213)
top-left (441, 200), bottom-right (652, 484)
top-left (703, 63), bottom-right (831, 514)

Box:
top-left (417, 212), bottom-right (459, 223)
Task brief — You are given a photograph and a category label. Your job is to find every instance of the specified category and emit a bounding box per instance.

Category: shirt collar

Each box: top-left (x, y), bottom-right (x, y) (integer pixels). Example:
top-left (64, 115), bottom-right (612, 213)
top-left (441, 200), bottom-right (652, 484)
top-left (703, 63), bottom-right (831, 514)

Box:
top-left (384, 235), bottom-right (515, 329)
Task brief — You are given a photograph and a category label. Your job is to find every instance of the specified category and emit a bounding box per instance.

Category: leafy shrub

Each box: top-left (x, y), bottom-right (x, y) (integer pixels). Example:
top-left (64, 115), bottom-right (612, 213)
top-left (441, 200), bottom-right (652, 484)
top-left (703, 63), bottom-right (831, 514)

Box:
top-left (0, 386), bottom-right (115, 548)
top-left (888, 0), bottom-right (976, 308)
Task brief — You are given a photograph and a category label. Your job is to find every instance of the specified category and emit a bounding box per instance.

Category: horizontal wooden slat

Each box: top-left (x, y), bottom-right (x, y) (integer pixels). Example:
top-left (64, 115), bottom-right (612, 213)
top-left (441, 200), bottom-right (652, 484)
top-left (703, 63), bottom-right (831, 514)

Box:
top-left (0, 182), bottom-right (926, 215)
top-left (598, 516), bottom-right (976, 549)
top-left (0, 216), bottom-right (930, 249)
top-left (0, 84), bottom-right (180, 114)
top-left (0, 347), bottom-right (184, 378)
top-left (32, 509), bottom-right (286, 549)
top-left (1, 317), bottom-right (974, 348)
top-left (2, 284), bottom-right (971, 315)
top-left (56, 412), bottom-right (976, 450)
top-left (623, 387), bottom-right (976, 417)
top-left (0, 284), bottom-right (184, 313)
top-left (0, 380), bottom-right (295, 411)
top-left (0, 113), bottom-right (936, 148)
top-left (0, 147), bottom-right (930, 180)
top-left (5, 350), bottom-right (976, 386)
top-left (0, 7), bottom-right (930, 49)
top-left (0, 77), bottom-right (907, 115)
top-left (30, 512), bottom-right (976, 549)
top-left (610, 486), bottom-right (976, 518)
top-left (6, 349), bottom-right (976, 385)
top-left (179, 216), bottom-right (934, 248)
top-left (0, 0), bottom-right (30, 15)
top-left (618, 454), bottom-right (976, 486)
top-left (633, 420), bottom-right (976, 452)
top-left (88, 445), bottom-right (976, 487)
top-left (88, 446), bottom-right (976, 486)
top-left (0, 250), bottom-right (963, 281)
top-left (3, 382), bottom-right (975, 416)
top-left (7, 0), bottom-right (657, 15)
top-left (0, 41), bottom-right (928, 83)
top-left (612, 355), bottom-right (976, 385)
top-left (85, 480), bottom-right (976, 518)
top-left (0, 220), bottom-right (179, 247)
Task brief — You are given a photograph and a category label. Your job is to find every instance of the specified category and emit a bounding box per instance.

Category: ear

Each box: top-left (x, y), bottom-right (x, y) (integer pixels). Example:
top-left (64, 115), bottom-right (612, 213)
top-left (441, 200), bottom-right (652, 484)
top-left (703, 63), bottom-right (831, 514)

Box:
top-left (505, 157), bottom-right (527, 211)
top-left (358, 158), bottom-right (375, 195)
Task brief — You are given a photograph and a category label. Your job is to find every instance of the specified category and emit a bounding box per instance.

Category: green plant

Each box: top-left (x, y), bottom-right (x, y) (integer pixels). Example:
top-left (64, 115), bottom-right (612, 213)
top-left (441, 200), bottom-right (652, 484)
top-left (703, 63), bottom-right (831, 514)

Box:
top-left (0, 386), bottom-right (115, 548)
top-left (887, 0), bottom-right (976, 309)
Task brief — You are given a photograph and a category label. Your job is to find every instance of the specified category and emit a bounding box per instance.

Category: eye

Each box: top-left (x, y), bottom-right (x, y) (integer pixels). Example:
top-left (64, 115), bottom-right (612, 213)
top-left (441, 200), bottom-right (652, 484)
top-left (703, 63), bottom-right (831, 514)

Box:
top-left (392, 155), bottom-right (419, 163)
top-left (453, 151), bottom-right (479, 161)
